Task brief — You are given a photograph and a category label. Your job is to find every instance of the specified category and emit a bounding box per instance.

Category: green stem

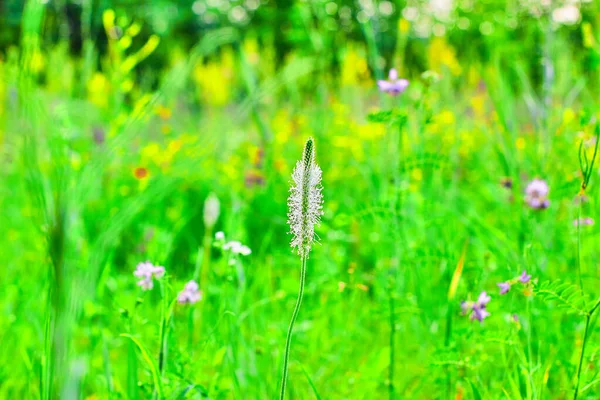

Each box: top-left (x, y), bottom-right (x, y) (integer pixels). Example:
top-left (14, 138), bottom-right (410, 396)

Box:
top-left (577, 199), bottom-right (583, 293)
top-left (388, 274), bottom-right (396, 400)
top-left (574, 315), bottom-right (591, 400)
top-left (279, 257), bottom-right (307, 400)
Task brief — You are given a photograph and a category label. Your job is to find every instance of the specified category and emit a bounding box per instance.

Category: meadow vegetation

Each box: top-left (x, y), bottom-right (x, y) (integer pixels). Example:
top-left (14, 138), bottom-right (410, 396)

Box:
top-left (2, 0), bottom-right (600, 399)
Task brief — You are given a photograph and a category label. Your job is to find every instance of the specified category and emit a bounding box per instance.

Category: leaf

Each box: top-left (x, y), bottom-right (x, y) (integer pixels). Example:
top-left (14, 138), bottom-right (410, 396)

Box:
top-left (175, 384), bottom-right (209, 399)
top-left (467, 379), bottom-right (482, 400)
top-left (534, 280), bottom-right (589, 316)
top-left (367, 110), bottom-right (394, 123)
top-left (300, 364), bottom-right (322, 400)
top-left (120, 334), bottom-right (165, 399)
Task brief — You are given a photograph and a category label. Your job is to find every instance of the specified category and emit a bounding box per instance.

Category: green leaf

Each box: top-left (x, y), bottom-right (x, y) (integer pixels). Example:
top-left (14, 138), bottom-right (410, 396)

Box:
top-left (120, 334), bottom-right (165, 399)
top-left (367, 110), bottom-right (394, 123)
top-left (534, 280), bottom-right (589, 316)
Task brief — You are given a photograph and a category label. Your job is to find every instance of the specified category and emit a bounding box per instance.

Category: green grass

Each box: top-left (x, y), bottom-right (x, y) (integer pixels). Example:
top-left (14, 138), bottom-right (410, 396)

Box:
top-left (3, 2), bottom-right (600, 399)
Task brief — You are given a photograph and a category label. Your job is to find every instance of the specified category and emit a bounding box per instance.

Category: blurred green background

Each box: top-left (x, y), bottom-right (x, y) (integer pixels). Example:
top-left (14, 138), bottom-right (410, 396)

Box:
top-left (3, 0), bottom-right (600, 399)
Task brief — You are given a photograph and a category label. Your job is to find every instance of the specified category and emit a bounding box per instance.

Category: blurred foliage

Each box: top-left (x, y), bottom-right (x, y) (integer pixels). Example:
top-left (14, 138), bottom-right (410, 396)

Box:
top-left (3, 0), bottom-right (600, 399)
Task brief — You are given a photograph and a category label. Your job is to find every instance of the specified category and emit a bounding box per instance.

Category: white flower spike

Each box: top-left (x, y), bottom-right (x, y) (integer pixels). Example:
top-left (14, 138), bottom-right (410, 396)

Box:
top-left (287, 137), bottom-right (324, 258)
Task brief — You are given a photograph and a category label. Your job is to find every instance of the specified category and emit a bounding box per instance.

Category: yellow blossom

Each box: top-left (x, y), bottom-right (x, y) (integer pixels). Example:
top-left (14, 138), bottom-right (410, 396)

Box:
top-left (428, 37), bottom-right (462, 76)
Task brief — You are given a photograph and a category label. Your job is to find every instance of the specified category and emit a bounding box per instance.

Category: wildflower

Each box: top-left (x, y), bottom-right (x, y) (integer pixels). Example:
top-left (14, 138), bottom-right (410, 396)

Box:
top-left (552, 4), bottom-right (580, 25)
top-left (524, 179), bottom-right (549, 209)
top-left (245, 170), bottom-right (265, 188)
top-left (177, 280), bottom-right (202, 304)
top-left (497, 282), bottom-right (511, 295)
top-left (134, 167), bottom-right (149, 180)
top-left (215, 231), bottom-right (225, 240)
top-left (280, 138), bottom-right (324, 400)
top-left (223, 240), bottom-right (252, 256)
top-left (518, 270), bottom-right (531, 284)
top-left (377, 68), bottom-right (409, 96)
top-left (288, 137), bottom-right (324, 258)
top-left (134, 261), bottom-right (165, 290)
top-left (471, 292), bottom-right (491, 322)
top-left (573, 217), bottom-right (594, 227)
top-left (203, 193), bottom-right (220, 229)
top-left (461, 291), bottom-right (491, 323)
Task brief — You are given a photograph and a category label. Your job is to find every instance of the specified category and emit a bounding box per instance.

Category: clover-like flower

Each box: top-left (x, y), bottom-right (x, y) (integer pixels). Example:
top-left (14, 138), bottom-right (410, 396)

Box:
top-left (177, 280), bottom-right (202, 304)
top-left (134, 261), bottom-right (165, 290)
top-left (524, 179), bottom-right (549, 209)
top-left (518, 270), bottom-right (531, 284)
top-left (497, 282), bottom-right (511, 295)
top-left (223, 240), bottom-right (252, 256)
top-left (377, 68), bottom-right (409, 96)
top-left (461, 291), bottom-right (491, 323)
top-left (573, 217), bottom-right (594, 227)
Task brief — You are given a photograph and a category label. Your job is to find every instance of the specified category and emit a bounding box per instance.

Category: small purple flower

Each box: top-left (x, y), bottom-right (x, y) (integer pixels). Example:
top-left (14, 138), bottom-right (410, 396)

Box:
top-left (177, 280), bottom-right (202, 304)
top-left (461, 291), bottom-right (491, 323)
top-left (524, 179), bottom-right (550, 209)
top-left (518, 270), bottom-right (531, 284)
top-left (471, 305), bottom-right (490, 322)
top-left (573, 217), bottom-right (594, 227)
top-left (477, 291), bottom-right (491, 307)
top-left (497, 282), bottom-right (511, 295)
top-left (377, 68), bottom-right (409, 96)
top-left (134, 261), bottom-right (165, 290)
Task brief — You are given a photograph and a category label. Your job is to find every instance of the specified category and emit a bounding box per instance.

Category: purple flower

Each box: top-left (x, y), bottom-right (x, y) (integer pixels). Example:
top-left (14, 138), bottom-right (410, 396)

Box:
top-left (461, 291), bottom-right (491, 323)
top-left (177, 280), bottom-right (202, 304)
top-left (524, 179), bottom-right (550, 209)
top-left (477, 291), bottom-right (491, 307)
top-left (573, 217), bottom-right (594, 227)
top-left (497, 282), bottom-right (511, 295)
top-left (134, 261), bottom-right (165, 290)
top-left (518, 270), bottom-right (531, 284)
top-left (471, 305), bottom-right (490, 322)
top-left (377, 68), bottom-right (409, 96)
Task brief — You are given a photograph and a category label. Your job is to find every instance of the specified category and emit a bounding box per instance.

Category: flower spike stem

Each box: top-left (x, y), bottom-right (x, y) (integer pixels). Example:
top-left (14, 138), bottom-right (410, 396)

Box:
top-left (279, 256), bottom-right (307, 400)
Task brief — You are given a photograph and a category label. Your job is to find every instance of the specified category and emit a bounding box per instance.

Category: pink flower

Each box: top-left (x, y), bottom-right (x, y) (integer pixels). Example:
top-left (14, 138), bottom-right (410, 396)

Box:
top-left (377, 68), bottom-right (409, 96)
top-left (177, 280), bottom-right (202, 304)
top-left (524, 179), bottom-right (550, 209)
top-left (134, 261), bottom-right (165, 290)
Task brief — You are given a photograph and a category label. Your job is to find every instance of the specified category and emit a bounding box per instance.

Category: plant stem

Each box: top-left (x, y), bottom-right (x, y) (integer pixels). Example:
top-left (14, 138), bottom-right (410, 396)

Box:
top-left (279, 257), bottom-right (307, 400)
top-left (388, 273), bottom-right (396, 400)
top-left (576, 199), bottom-right (583, 292)
top-left (573, 314), bottom-right (591, 400)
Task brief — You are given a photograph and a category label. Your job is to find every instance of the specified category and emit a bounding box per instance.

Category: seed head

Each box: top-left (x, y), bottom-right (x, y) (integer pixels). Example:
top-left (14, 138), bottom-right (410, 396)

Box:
top-left (203, 192), bottom-right (220, 228)
top-left (287, 138), bottom-right (324, 258)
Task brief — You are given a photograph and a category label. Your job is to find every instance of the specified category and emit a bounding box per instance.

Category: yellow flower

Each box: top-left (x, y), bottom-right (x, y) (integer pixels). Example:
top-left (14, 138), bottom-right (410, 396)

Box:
top-left (87, 72), bottom-right (110, 109)
top-left (341, 45), bottom-right (371, 86)
top-left (428, 37), bottom-right (462, 76)
top-left (398, 18), bottom-right (410, 34)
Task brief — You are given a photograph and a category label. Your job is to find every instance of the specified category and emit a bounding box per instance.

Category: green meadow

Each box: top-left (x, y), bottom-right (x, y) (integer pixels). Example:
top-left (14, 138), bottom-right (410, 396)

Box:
top-left (2, 1), bottom-right (600, 399)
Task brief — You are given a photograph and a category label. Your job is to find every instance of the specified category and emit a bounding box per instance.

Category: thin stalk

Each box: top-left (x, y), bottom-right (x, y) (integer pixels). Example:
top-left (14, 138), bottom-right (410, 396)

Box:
top-left (388, 273), bottom-right (396, 400)
top-left (279, 257), bottom-right (307, 400)
top-left (576, 199), bottom-right (583, 292)
top-left (573, 315), bottom-right (591, 400)
top-left (444, 303), bottom-right (453, 399)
